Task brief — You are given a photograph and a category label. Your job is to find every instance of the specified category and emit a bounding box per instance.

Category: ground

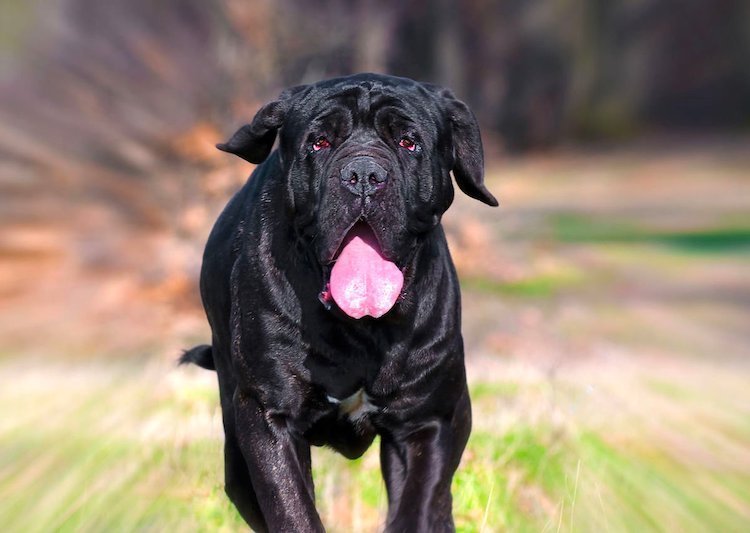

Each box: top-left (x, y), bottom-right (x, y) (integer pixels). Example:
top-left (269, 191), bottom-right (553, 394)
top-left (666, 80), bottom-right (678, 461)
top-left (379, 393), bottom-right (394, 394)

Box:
top-left (1, 136), bottom-right (749, 532)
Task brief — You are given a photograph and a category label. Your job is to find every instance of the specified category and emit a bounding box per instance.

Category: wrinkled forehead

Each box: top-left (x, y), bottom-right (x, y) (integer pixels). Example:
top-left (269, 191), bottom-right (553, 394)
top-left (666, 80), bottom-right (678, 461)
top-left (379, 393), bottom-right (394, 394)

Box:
top-left (291, 78), bottom-right (441, 129)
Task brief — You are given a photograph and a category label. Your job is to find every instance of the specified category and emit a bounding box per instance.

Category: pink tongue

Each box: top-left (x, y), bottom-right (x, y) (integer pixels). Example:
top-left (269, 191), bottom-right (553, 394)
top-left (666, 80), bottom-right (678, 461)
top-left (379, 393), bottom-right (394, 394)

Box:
top-left (330, 225), bottom-right (404, 319)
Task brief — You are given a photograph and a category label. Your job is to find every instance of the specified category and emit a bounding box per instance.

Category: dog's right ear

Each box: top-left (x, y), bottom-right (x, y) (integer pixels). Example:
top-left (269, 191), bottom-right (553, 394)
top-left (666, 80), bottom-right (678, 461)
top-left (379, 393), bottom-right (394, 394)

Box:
top-left (217, 86), bottom-right (307, 164)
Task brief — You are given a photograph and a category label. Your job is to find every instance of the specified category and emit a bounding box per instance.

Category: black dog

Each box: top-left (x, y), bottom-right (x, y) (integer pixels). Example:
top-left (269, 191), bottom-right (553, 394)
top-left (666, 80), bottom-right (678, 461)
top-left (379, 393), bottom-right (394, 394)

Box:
top-left (181, 73), bottom-right (497, 532)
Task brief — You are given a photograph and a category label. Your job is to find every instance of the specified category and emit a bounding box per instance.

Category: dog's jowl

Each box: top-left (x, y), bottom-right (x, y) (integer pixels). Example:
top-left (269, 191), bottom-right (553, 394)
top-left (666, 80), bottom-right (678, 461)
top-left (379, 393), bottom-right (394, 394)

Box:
top-left (181, 73), bottom-right (498, 532)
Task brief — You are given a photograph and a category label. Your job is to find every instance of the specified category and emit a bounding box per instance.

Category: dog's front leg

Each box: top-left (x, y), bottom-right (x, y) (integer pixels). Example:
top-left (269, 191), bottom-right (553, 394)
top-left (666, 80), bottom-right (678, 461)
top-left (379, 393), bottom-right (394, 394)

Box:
top-left (233, 390), bottom-right (324, 533)
top-left (380, 386), bottom-right (471, 533)
top-left (227, 258), bottom-right (323, 531)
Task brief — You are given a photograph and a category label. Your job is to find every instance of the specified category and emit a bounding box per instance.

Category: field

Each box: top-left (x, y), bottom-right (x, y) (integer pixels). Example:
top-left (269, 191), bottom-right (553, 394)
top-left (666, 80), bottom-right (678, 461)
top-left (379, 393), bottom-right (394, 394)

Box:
top-left (2, 137), bottom-right (749, 532)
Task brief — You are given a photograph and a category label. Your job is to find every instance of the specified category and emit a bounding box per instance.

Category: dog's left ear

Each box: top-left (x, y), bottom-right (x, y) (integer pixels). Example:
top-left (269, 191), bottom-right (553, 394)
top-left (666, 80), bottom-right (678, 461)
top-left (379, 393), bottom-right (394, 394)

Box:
top-left (427, 85), bottom-right (498, 206)
top-left (217, 85), bottom-right (307, 164)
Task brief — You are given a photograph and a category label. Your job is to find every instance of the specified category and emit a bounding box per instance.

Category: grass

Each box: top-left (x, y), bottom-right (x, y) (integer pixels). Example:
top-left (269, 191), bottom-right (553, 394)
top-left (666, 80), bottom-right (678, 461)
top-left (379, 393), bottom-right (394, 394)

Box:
top-left (0, 360), bottom-right (246, 532)
top-left (573, 432), bottom-right (750, 532)
top-left (462, 273), bottom-right (580, 299)
top-left (2, 358), bottom-right (748, 532)
top-left (461, 265), bottom-right (585, 299)
top-left (547, 213), bottom-right (750, 254)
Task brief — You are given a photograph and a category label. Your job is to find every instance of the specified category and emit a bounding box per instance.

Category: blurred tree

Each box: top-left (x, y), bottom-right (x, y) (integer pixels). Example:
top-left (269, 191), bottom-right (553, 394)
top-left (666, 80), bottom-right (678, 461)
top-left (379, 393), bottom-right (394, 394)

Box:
top-left (641, 0), bottom-right (750, 128)
top-left (1, 0), bottom-right (748, 352)
top-left (1, 0), bottom-right (749, 307)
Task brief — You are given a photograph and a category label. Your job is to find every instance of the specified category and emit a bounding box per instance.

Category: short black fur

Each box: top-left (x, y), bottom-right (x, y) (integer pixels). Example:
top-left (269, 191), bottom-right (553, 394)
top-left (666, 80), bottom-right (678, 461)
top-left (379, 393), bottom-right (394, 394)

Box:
top-left (183, 73), bottom-right (497, 532)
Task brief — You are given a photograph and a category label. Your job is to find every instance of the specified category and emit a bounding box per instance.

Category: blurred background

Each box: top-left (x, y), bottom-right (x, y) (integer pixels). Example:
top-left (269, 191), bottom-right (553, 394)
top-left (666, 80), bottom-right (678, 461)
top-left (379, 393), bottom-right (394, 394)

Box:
top-left (1, 0), bottom-right (749, 531)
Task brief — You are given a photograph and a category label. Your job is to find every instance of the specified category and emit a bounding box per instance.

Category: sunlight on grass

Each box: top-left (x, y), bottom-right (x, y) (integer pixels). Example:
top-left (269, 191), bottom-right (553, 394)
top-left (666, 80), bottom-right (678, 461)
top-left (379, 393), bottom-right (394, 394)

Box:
top-left (1, 358), bottom-right (748, 532)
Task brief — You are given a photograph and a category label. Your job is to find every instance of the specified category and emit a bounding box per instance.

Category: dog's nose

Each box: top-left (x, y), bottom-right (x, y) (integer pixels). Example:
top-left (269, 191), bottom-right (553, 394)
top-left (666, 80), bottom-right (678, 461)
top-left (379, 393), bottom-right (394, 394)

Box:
top-left (341, 157), bottom-right (387, 197)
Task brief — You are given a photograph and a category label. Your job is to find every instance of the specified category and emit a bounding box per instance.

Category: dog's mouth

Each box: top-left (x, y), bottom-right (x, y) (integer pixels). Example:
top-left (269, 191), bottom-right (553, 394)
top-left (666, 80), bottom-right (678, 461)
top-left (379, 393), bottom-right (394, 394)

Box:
top-left (320, 221), bottom-right (404, 319)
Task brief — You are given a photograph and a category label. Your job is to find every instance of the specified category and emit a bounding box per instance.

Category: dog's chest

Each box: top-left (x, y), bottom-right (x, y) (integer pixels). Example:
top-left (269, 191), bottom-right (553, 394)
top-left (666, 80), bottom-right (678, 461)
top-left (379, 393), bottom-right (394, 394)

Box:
top-left (326, 388), bottom-right (378, 421)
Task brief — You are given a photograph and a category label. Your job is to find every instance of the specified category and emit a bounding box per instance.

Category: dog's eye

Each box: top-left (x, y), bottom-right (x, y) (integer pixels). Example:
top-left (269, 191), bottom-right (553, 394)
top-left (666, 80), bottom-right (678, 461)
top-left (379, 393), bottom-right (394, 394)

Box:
top-left (312, 137), bottom-right (331, 151)
top-left (399, 137), bottom-right (417, 152)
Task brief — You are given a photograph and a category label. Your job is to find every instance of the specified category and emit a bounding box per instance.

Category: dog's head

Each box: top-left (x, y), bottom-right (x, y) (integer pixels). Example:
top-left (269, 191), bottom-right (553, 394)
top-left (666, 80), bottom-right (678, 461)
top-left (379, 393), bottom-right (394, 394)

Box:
top-left (218, 74), bottom-right (497, 318)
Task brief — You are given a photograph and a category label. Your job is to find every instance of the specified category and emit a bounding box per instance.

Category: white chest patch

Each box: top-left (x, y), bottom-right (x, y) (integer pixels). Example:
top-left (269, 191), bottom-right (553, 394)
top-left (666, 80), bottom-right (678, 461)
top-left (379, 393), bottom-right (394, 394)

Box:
top-left (327, 388), bottom-right (378, 421)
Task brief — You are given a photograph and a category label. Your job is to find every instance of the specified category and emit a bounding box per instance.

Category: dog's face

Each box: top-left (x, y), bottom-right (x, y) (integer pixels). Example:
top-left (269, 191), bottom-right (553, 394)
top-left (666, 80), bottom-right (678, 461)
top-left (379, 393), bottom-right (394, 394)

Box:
top-left (218, 74), bottom-right (496, 316)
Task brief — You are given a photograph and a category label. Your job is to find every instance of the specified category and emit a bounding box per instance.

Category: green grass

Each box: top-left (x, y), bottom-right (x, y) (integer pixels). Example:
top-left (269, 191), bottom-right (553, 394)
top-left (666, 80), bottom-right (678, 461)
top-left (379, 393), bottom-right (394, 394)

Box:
top-left (470, 381), bottom-right (520, 401)
top-left (573, 433), bottom-right (750, 533)
top-left (547, 213), bottom-right (750, 254)
top-left (0, 362), bottom-right (245, 532)
top-left (454, 427), bottom-right (568, 532)
top-left (644, 379), bottom-right (694, 400)
top-left (461, 268), bottom-right (584, 299)
top-left (2, 360), bottom-right (748, 532)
